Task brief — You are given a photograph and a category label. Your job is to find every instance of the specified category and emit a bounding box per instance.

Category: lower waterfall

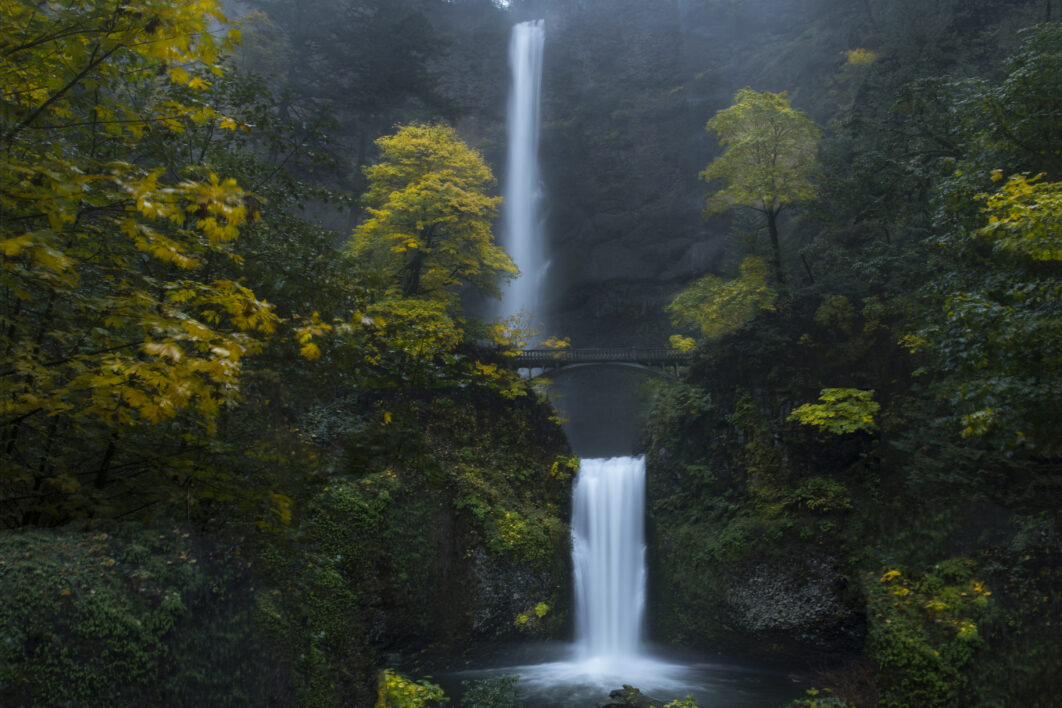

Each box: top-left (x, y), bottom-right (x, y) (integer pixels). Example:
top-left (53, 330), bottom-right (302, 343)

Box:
top-left (572, 456), bottom-right (647, 660)
top-left (441, 456), bottom-right (803, 706)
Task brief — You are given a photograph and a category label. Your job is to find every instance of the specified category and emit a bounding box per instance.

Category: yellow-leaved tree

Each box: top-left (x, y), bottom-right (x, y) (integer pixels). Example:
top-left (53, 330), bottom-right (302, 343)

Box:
top-left (350, 123), bottom-right (516, 304)
top-left (667, 256), bottom-right (778, 350)
top-left (0, 0), bottom-right (281, 525)
top-left (701, 88), bottom-right (820, 284)
top-left (346, 123), bottom-right (523, 390)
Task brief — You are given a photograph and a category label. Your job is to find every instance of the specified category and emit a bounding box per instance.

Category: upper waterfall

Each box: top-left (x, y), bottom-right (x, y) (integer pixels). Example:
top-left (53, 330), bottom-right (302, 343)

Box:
top-left (498, 19), bottom-right (546, 323)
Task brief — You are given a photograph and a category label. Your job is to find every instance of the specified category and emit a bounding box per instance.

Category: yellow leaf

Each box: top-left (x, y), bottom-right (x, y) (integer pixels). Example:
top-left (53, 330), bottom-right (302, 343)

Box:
top-left (169, 66), bottom-right (192, 85)
top-left (1, 235), bottom-right (35, 256)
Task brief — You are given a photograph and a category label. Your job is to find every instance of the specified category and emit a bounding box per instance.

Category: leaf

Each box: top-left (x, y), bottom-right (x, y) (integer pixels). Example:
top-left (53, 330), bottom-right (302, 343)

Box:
top-left (787, 388), bottom-right (880, 435)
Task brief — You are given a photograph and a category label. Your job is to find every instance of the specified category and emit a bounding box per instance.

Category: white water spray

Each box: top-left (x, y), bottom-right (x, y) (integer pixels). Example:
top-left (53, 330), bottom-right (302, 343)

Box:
top-left (498, 19), bottom-right (546, 321)
top-left (572, 456), bottom-right (647, 660)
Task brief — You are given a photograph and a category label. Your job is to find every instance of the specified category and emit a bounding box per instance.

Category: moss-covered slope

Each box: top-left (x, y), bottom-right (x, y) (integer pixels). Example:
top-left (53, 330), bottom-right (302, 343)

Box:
top-left (0, 386), bottom-right (573, 707)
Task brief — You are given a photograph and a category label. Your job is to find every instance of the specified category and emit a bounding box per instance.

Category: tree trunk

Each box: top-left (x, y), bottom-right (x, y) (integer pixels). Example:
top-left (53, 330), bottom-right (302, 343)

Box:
top-left (402, 251), bottom-right (425, 297)
top-left (402, 225), bottom-right (437, 297)
top-left (766, 208), bottom-right (785, 285)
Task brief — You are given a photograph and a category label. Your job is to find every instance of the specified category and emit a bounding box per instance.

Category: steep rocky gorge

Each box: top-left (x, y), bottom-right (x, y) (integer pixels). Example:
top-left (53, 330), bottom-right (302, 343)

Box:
top-left (435, 0), bottom-right (874, 346)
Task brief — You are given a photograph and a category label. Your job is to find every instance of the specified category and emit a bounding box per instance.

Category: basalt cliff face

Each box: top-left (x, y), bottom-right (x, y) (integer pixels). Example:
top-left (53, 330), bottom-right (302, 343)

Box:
top-left (433, 0), bottom-right (859, 346)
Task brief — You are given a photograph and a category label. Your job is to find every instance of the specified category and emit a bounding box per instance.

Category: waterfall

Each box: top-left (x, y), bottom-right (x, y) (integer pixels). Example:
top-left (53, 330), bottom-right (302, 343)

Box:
top-left (433, 14), bottom-right (805, 704)
top-left (449, 455), bottom-right (797, 704)
top-left (572, 456), bottom-right (647, 660)
top-left (498, 19), bottom-right (546, 322)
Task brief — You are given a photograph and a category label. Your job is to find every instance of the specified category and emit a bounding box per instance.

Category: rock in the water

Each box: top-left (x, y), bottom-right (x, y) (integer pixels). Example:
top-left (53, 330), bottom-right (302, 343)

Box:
top-left (599, 685), bottom-right (669, 707)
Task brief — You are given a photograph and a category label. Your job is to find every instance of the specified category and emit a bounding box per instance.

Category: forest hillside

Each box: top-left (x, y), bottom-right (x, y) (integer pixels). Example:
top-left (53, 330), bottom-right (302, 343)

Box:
top-left (1, 0), bottom-right (1059, 706)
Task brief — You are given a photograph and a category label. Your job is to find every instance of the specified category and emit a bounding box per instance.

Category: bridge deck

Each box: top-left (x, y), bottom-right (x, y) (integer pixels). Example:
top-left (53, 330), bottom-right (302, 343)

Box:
top-left (511, 347), bottom-right (690, 369)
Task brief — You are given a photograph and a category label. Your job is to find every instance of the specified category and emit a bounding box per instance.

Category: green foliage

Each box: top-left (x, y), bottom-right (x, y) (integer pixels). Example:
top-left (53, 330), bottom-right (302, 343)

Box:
top-left (787, 389), bottom-right (880, 435)
top-left (0, 527), bottom-right (273, 706)
top-left (977, 23), bottom-right (1062, 178)
top-left (868, 563), bottom-right (991, 707)
top-left (460, 674), bottom-right (521, 708)
top-left (331, 123), bottom-right (539, 399)
top-left (513, 601), bottom-right (551, 631)
top-left (791, 477), bottom-right (852, 514)
top-left (0, 0), bottom-right (292, 525)
top-left (646, 379), bottom-right (713, 450)
top-left (967, 516), bottom-right (1062, 707)
top-left (650, 10), bottom-right (1060, 708)
top-left (913, 25), bottom-right (1062, 454)
top-left (0, 0), bottom-right (371, 530)
top-left (376, 669), bottom-right (448, 708)
top-left (930, 171), bottom-right (1062, 451)
top-left (252, 387), bottom-right (570, 705)
top-left (252, 465), bottom-right (442, 705)
top-left (813, 295), bottom-right (858, 334)
top-left (667, 257), bottom-right (778, 342)
top-left (728, 390), bottom-right (784, 481)
top-left (784, 688), bottom-right (852, 707)
top-left (433, 393), bottom-right (571, 577)
top-left (0, 383), bottom-right (572, 706)
top-left (922, 173), bottom-right (1062, 452)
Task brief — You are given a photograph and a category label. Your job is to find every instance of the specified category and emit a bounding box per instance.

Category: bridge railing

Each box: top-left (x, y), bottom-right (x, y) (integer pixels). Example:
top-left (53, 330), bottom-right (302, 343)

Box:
top-left (510, 347), bottom-right (691, 367)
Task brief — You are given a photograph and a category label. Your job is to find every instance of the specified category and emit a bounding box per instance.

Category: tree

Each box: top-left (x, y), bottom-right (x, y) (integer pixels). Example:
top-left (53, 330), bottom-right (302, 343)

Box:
top-left (667, 256), bottom-right (778, 346)
top-left (976, 22), bottom-right (1062, 179)
top-left (919, 173), bottom-right (1062, 453)
top-left (913, 26), bottom-right (1062, 454)
top-left (349, 123), bottom-right (516, 307)
top-left (701, 88), bottom-right (820, 284)
top-left (0, 0), bottom-right (284, 525)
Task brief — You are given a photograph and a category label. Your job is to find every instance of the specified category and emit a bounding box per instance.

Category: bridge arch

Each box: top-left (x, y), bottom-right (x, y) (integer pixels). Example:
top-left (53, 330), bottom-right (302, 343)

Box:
top-left (511, 347), bottom-right (690, 378)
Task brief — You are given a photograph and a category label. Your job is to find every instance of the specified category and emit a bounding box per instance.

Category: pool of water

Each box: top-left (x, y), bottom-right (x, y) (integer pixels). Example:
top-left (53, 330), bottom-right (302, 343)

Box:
top-left (435, 643), bottom-right (806, 707)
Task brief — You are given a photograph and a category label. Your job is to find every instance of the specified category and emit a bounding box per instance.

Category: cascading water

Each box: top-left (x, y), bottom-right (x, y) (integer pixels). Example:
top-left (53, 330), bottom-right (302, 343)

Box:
top-left (445, 453), bottom-right (801, 706)
top-left (572, 457), bottom-right (647, 661)
top-left (439, 16), bottom-right (804, 707)
top-left (498, 19), bottom-right (546, 322)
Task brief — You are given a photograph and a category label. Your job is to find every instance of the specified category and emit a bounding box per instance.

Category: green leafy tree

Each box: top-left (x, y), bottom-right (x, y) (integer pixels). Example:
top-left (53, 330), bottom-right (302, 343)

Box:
top-left (340, 124), bottom-right (535, 395)
top-left (920, 173), bottom-right (1062, 452)
top-left (977, 23), bottom-right (1062, 179)
top-left (915, 26), bottom-right (1062, 454)
top-left (701, 88), bottom-right (820, 283)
